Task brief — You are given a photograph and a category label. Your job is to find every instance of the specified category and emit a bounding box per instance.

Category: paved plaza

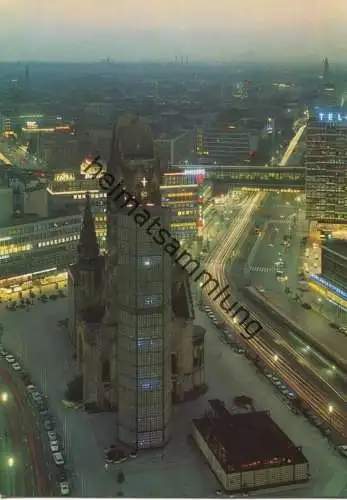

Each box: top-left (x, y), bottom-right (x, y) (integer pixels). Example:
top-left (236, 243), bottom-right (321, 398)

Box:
top-left (0, 297), bottom-right (347, 497)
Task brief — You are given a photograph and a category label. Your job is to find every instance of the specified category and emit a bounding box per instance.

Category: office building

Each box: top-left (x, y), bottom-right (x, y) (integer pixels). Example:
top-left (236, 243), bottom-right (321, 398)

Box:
top-left (305, 108), bottom-right (347, 225)
top-left (192, 400), bottom-right (310, 494)
top-left (160, 168), bottom-right (212, 242)
top-left (69, 114), bottom-right (205, 451)
top-left (308, 239), bottom-right (347, 320)
top-left (196, 126), bottom-right (259, 165)
top-left (46, 176), bottom-right (106, 215)
top-left (0, 209), bottom-right (106, 288)
top-left (321, 239), bottom-right (347, 292)
top-left (154, 131), bottom-right (194, 166)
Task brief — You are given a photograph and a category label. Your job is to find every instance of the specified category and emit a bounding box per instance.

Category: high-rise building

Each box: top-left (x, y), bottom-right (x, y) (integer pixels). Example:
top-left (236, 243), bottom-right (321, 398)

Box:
top-left (305, 107), bottom-right (347, 225)
top-left (69, 114), bottom-right (205, 452)
top-left (109, 115), bottom-right (172, 449)
top-left (160, 168), bottom-right (212, 242)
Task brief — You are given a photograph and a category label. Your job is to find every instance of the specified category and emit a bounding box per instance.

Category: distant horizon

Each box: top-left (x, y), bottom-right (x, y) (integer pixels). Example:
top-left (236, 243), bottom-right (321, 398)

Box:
top-left (2, 0), bottom-right (346, 63)
top-left (0, 58), bottom-right (341, 66)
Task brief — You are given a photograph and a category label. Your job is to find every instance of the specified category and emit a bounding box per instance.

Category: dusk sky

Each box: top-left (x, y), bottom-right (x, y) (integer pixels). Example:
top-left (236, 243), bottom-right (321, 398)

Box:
top-left (1, 0), bottom-right (347, 62)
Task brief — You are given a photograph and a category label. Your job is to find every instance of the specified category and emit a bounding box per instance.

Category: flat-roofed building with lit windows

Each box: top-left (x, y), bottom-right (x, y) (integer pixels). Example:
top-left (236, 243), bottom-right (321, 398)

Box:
top-left (160, 168), bottom-right (212, 242)
top-left (308, 239), bottom-right (347, 319)
top-left (305, 108), bottom-right (347, 225)
top-left (322, 239), bottom-right (347, 291)
top-left (46, 175), bottom-right (106, 215)
top-left (192, 400), bottom-right (310, 494)
top-left (196, 126), bottom-right (259, 165)
top-left (0, 208), bottom-right (106, 285)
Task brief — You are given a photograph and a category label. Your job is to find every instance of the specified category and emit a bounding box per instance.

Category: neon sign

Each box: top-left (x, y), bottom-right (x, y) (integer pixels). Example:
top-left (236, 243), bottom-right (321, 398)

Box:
top-left (183, 169), bottom-right (205, 176)
top-left (314, 108), bottom-right (347, 124)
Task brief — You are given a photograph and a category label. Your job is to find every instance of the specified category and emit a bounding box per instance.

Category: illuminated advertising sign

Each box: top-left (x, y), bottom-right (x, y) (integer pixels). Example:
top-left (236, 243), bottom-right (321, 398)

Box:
top-left (314, 108), bottom-right (347, 125)
top-left (183, 169), bottom-right (205, 176)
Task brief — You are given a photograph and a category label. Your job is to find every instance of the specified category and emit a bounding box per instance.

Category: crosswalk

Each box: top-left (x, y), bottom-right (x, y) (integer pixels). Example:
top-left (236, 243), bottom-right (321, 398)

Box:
top-left (249, 265), bottom-right (276, 273)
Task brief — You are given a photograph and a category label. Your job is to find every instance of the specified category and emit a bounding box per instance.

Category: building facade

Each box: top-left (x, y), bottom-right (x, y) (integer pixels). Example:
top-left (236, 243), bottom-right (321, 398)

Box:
top-left (154, 131), bottom-right (194, 166)
top-left (0, 207), bottom-right (106, 286)
top-left (321, 239), bottom-right (347, 292)
top-left (196, 126), bottom-right (259, 165)
top-left (161, 168), bottom-right (212, 242)
top-left (305, 108), bottom-right (347, 225)
top-left (192, 400), bottom-right (310, 494)
top-left (68, 115), bottom-right (205, 451)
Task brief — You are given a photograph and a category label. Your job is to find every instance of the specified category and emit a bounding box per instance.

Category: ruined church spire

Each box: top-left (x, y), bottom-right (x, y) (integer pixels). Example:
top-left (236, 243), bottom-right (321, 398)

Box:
top-left (77, 193), bottom-right (100, 261)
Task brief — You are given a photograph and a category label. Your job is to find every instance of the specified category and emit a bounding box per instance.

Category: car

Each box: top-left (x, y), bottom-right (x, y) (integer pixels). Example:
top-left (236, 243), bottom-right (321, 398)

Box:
top-left (0, 348), bottom-right (8, 356)
top-left (32, 392), bottom-right (43, 403)
top-left (11, 363), bottom-right (22, 372)
top-left (58, 471), bottom-right (68, 482)
top-left (47, 430), bottom-right (58, 441)
top-left (287, 392), bottom-right (297, 400)
top-left (44, 419), bottom-right (54, 431)
top-left (234, 347), bottom-right (245, 354)
top-left (129, 451), bottom-right (137, 458)
top-left (53, 452), bottom-right (64, 466)
top-left (337, 445), bottom-right (347, 457)
top-left (5, 355), bottom-right (15, 363)
top-left (50, 440), bottom-right (60, 453)
top-left (26, 385), bottom-right (36, 393)
top-left (59, 481), bottom-right (70, 496)
top-left (339, 327), bottom-right (347, 334)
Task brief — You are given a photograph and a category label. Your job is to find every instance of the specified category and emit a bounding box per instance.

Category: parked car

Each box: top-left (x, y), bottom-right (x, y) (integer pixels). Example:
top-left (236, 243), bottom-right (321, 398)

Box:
top-left (337, 445), bottom-right (347, 458)
top-left (59, 481), bottom-right (70, 496)
top-left (53, 452), bottom-right (65, 466)
top-left (47, 430), bottom-right (58, 441)
top-left (50, 440), bottom-right (60, 453)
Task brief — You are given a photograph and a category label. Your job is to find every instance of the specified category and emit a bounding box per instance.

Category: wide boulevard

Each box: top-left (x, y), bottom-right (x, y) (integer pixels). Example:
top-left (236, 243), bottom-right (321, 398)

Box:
top-left (203, 126), bottom-right (347, 440)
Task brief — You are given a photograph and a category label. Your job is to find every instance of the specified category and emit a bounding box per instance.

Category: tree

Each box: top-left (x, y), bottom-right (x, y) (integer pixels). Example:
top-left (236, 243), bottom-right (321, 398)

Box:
top-left (116, 470), bottom-right (125, 497)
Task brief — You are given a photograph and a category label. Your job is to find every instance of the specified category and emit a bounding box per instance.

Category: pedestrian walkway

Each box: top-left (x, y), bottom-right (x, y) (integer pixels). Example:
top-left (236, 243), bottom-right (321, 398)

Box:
top-left (250, 265), bottom-right (275, 273)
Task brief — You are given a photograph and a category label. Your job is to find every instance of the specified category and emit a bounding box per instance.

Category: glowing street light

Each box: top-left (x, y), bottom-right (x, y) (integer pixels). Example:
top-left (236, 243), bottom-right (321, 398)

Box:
top-left (1, 393), bottom-right (8, 403)
top-left (328, 404), bottom-right (334, 414)
top-left (7, 457), bottom-right (14, 468)
top-left (273, 354), bottom-right (279, 362)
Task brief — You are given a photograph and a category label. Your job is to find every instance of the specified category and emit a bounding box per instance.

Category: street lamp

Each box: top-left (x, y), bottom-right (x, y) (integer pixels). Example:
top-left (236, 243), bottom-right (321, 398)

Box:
top-left (1, 393), bottom-right (8, 403)
top-left (273, 354), bottom-right (279, 362)
top-left (7, 457), bottom-right (14, 468)
top-left (328, 404), bottom-right (334, 424)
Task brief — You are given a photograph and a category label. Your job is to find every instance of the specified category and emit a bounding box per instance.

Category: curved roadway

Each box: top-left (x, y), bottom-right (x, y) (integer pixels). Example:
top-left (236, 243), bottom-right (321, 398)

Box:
top-left (0, 362), bottom-right (52, 496)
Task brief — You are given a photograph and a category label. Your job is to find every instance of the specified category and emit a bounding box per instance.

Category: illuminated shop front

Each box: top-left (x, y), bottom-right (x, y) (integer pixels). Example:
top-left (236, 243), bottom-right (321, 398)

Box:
top-left (160, 169), bottom-right (212, 242)
top-left (0, 212), bottom-right (106, 281)
top-left (308, 275), bottom-right (347, 314)
top-left (308, 238), bottom-right (347, 319)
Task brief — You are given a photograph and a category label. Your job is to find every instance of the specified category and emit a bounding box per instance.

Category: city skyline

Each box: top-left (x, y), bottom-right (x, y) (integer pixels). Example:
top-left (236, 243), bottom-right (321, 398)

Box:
top-left (2, 0), bottom-right (347, 62)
